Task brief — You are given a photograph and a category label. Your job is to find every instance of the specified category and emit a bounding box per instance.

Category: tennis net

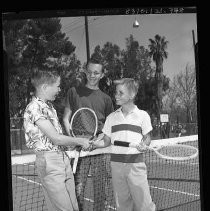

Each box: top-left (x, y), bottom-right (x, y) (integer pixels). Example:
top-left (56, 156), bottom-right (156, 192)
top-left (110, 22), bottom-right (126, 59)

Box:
top-left (11, 135), bottom-right (201, 211)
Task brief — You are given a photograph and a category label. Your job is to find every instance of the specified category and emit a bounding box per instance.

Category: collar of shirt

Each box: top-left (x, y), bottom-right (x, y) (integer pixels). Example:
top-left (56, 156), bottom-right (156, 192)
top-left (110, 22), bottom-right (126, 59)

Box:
top-left (33, 96), bottom-right (53, 108)
top-left (116, 105), bottom-right (139, 116)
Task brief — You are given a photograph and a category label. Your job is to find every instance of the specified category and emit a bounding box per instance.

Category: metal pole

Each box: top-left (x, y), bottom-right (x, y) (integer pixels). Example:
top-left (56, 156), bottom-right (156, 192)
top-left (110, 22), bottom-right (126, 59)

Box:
top-left (192, 30), bottom-right (196, 55)
top-left (192, 30), bottom-right (197, 71)
top-left (85, 16), bottom-right (90, 63)
top-left (3, 30), bottom-right (6, 51)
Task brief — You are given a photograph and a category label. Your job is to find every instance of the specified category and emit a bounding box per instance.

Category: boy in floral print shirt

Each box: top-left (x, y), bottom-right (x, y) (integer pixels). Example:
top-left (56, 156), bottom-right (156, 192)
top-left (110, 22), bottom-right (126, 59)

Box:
top-left (24, 97), bottom-right (64, 151)
top-left (24, 69), bottom-right (91, 211)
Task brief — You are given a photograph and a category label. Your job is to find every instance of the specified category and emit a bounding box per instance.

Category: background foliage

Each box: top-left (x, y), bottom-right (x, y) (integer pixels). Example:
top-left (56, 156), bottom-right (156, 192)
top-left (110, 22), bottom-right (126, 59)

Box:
top-left (3, 17), bottom-right (197, 129)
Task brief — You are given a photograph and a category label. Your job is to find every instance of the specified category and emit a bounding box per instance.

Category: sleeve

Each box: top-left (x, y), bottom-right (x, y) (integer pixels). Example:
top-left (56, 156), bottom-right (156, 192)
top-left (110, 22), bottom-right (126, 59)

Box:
top-left (102, 114), bottom-right (112, 138)
top-left (141, 111), bottom-right (153, 135)
top-left (64, 87), bottom-right (74, 109)
top-left (27, 104), bottom-right (48, 125)
top-left (105, 96), bottom-right (114, 117)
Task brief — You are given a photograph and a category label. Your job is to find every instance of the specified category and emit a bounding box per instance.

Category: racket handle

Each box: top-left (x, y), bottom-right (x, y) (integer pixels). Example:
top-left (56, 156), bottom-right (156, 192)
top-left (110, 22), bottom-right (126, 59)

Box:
top-left (72, 151), bottom-right (80, 174)
top-left (114, 141), bottom-right (137, 148)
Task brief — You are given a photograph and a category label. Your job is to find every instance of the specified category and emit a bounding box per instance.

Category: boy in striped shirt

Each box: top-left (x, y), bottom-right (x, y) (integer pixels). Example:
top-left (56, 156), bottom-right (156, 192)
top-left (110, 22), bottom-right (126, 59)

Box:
top-left (92, 78), bottom-right (156, 211)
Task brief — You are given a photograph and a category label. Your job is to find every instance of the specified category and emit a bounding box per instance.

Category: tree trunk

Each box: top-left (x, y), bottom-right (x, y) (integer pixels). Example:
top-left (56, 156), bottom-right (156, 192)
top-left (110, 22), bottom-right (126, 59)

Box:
top-left (186, 106), bottom-right (192, 123)
top-left (155, 63), bottom-right (163, 121)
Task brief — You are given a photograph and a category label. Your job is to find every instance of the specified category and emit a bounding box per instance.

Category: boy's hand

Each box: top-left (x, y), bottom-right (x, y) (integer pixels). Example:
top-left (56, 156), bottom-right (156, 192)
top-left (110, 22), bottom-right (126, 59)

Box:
top-left (89, 133), bottom-right (105, 150)
top-left (82, 135), bottom-right (101, 151)
top-left (79, 137), bottom-right (91, 150)
top-left (136, 142), bottom-right (148, 152)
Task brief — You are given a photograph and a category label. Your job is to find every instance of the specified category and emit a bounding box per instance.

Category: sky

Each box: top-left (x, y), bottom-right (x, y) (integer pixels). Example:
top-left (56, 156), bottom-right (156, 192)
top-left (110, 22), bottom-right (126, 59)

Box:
top-left (60, 13), bottom-right (197, 80)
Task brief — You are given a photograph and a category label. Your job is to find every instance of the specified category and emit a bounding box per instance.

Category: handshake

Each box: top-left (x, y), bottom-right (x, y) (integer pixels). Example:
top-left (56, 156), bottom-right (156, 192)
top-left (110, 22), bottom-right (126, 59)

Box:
top-left (80, 133), bottom-right (104, 152)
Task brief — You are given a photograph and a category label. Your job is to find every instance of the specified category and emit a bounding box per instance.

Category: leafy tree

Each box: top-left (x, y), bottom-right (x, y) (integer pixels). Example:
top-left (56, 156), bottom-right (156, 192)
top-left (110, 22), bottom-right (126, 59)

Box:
top-left (90, 35), bottom-right (170, 115)
top-left (162, 64), bottom-right (197, 124)
top-left (148, 34), bottom-right (169, 120)
top-left (121, 35), bottom-right (169, 116)
top-left (121, 35), bottom-right (140, 78)
top-left (3, 18), bottom-right (78, 120)
top-left (49, 53), bottom-right (81, 122)
top-left (173, 64), bottom-right (197, 123)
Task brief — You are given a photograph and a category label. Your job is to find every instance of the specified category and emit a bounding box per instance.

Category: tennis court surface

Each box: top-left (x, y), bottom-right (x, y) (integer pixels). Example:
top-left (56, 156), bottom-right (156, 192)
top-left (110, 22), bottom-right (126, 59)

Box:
top-left (12, 135), bottom-right (201, 211)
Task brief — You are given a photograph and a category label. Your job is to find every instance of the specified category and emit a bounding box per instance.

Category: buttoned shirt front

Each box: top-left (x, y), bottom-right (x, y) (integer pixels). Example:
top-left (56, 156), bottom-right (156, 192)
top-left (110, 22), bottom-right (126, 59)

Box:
top-left (102, 105), bottom-right (153, 155)
top-left (23, 96), bottom-right (63, 152)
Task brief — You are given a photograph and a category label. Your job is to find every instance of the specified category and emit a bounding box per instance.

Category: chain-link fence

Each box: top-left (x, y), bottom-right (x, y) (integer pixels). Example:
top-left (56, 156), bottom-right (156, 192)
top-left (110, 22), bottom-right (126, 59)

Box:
top-left (10, 117), bottom-right (30, 155)
top-left (151, 122), bottom-right (198, 139)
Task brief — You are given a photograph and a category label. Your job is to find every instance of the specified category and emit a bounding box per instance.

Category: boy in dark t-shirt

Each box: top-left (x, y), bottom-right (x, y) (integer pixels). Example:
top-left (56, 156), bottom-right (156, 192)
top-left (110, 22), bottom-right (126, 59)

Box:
top-left (65, 85), bottom-right (113, 133)
top-left (63, 59), bottom-right (114, 211)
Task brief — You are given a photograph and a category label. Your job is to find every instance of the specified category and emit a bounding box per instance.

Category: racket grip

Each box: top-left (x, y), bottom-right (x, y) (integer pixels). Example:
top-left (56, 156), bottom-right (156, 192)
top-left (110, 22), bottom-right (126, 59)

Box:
top-left (114, 141), bottom-right (136, 148)
top-left (72, 151), bottom-right (80, 174)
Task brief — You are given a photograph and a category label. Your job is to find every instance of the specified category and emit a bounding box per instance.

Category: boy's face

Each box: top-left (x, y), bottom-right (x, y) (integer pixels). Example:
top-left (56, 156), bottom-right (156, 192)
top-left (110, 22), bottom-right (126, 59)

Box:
top-left (44, 77), bottom-right (61, 101)
top-left (86, 63), bottom-right (103, 87)
top-left (115, 84), bottom-right (134, 106)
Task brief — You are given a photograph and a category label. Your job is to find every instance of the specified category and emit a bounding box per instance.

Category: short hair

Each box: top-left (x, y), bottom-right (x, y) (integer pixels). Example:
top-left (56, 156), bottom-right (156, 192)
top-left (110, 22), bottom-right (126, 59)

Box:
top-left (86, 58), bottom-right (104, 73)
top-left (114, 78), bottom-right (139, 97)
top-left (31, 69), bottom-right (60, 89)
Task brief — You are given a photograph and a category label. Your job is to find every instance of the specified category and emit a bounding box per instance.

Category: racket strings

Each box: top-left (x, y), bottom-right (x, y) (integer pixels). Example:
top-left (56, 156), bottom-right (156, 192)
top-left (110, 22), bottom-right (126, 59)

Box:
top-left (72, 110), bottom-right (97, 137)
top-left (157, 145), bottom-right (197, 158)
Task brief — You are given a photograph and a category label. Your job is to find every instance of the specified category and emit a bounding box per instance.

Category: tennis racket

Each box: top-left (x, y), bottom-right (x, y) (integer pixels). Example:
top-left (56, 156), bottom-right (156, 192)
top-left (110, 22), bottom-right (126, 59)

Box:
top-left (70, 107), bottom-right (98, 174)
top-left (113, 140), bottom-right (198, 161)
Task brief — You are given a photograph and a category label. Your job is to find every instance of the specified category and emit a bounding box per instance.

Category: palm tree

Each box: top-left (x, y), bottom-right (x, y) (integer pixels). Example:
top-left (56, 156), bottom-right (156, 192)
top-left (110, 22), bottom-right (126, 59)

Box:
top-left (148, 34), bottom-right (169, 121)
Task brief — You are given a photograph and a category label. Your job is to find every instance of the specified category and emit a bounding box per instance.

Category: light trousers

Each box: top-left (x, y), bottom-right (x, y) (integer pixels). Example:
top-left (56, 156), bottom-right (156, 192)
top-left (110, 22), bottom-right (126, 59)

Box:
top-left (35, 151), bottom-right (79, 211)
top-left (111, 162), bottom-right (156, 211)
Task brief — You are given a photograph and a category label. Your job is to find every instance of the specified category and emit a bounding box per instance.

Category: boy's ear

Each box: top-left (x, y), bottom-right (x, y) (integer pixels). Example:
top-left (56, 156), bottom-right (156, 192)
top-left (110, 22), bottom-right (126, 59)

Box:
top-left (100, 73), bottom-right (104, 79)
top-left (130, 91), bottom-right (136, 100)
top-left (41, 83), bottom-right (48, 90)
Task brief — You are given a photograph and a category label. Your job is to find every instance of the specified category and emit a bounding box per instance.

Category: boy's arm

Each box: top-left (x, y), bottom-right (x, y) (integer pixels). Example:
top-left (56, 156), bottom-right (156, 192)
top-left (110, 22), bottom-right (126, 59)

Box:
top-left (135, 133), bottom-right (151, 152)
top-left (142, 132), bottom-right (151, 146)
top-left (91, 134), bottom-right (111, 149)
top-left (35, 118), bottom-right (90, 148)
top-left (63, 88), bottom-right (74, 136)
top-left (63, 107), bottom-right (72, 136)
top-left (136, 111), bottom-right (153, 151)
